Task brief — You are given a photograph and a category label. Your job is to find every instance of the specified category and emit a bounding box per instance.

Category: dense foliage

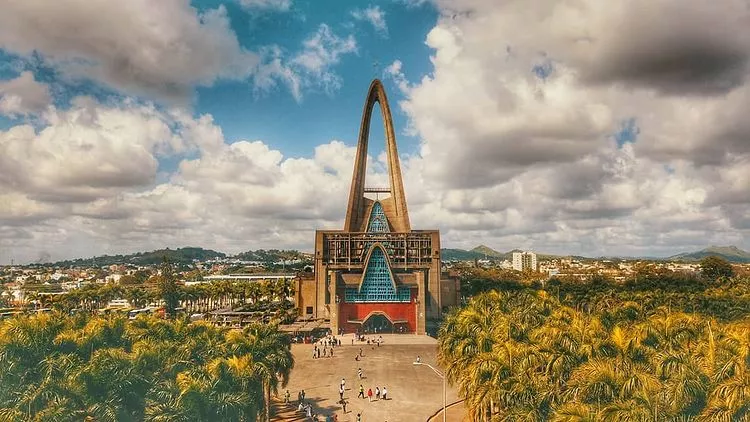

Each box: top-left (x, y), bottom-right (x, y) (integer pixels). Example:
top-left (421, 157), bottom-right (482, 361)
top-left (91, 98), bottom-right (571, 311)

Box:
top-left (459, 264), bottom-right (750, 322)
top-left (0, 314), bottom-right (293, 422)
top-left (32, 277), bottom-right (296, 318)
top-left (439, 290), bottom-right (750, 421)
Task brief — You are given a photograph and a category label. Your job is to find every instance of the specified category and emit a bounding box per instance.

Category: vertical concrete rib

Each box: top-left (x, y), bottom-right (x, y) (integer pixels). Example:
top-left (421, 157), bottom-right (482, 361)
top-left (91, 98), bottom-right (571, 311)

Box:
top-left (344, 79), bottom-right (411, 232)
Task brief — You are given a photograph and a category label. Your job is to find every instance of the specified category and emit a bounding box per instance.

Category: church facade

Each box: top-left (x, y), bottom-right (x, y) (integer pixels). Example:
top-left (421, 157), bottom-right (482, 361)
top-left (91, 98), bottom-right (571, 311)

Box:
top-left (307, 79), bottom-right (456, 335)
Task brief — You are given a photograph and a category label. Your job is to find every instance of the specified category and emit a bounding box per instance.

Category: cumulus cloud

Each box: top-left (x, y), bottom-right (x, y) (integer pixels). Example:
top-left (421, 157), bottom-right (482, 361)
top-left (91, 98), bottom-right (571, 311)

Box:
top-left (257, 24), bottom-right (358, 101)
top-left (0, 71), bottom-right (51, 116)
top-left (3, 0), bottom-right (750, 262)
top-left (352, 6), bottom-right (389, 36)
top-left (239, 0), bottom-right (292, 11)
top-left (389, 0), bottom-right (750, 254)
top-left (0, 96), bottom-right (382, 263)
top-left (0, 0), bottom-right (259, 103)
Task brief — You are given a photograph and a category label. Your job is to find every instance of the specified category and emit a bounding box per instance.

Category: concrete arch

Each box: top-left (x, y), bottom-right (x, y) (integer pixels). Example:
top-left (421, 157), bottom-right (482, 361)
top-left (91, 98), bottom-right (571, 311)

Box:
top-left (356, 242), bottom-right (398, 292)
top-left (361, 310), bottom-right (395, 325)
top-left (344, 79), bottom-right (411, 233)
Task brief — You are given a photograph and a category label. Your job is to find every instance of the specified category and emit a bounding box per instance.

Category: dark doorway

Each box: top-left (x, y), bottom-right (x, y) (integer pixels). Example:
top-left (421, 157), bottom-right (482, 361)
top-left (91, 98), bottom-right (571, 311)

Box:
top-left (363, 313), bottom-right (393, 334)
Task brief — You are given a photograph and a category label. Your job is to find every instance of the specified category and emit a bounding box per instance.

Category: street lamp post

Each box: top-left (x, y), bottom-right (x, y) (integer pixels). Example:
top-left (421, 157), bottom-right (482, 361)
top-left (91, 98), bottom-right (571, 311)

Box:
top-left (413, 361), bottom-right (446, 422)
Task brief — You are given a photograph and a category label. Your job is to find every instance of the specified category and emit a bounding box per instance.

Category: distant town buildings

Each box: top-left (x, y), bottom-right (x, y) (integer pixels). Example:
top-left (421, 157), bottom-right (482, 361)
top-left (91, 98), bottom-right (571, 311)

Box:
top-left (512, 251), bottom-right (538, 272)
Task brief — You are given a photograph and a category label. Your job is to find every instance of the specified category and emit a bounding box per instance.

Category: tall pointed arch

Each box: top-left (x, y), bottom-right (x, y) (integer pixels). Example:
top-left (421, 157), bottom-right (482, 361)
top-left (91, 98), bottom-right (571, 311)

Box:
top-left (344, 79), bottom-right (411, 232)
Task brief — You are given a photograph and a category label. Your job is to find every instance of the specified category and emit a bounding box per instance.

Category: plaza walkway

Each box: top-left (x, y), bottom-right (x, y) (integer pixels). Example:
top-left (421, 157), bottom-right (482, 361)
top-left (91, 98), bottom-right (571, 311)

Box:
top-left (272, 333), bottom-right (465, 421)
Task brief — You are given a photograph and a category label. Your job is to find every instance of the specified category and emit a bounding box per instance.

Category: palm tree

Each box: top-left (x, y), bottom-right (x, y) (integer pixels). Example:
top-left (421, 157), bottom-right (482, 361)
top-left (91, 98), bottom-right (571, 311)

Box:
top-left (226, 323), bottom-right (294, 422)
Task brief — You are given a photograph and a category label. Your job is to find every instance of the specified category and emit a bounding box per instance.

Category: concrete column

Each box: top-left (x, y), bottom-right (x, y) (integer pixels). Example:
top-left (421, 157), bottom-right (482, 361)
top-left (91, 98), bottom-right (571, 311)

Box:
top-left (416, 271), bottom-right (426, 335)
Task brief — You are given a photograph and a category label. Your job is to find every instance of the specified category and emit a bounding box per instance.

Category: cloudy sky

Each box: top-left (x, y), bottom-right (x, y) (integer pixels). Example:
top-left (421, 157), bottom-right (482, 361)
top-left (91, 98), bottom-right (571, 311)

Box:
top-left (1, 0), bottom-right (749, 264)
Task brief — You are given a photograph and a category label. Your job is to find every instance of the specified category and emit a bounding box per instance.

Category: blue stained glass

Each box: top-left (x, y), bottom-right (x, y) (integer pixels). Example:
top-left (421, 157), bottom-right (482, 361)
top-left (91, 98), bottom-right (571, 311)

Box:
top-left (345, 246), bottom-right (411, 303)
top-left (367, 202), bottom-right (389, 233)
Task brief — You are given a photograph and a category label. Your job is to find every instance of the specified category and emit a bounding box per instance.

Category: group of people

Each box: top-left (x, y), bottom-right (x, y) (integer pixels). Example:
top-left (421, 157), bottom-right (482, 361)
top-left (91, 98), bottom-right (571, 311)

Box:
top-left (312, 335), bottom-right (342, 359)
top-left (357, 384), bottom-right (388, 402)
top-left (287, 389), bottom-right (338, 421)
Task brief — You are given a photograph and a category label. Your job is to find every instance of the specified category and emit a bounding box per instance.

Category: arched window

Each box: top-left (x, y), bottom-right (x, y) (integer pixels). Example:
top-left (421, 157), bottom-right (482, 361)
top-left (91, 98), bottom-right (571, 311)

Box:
top-left (345, 246), bottom-right (410, 303)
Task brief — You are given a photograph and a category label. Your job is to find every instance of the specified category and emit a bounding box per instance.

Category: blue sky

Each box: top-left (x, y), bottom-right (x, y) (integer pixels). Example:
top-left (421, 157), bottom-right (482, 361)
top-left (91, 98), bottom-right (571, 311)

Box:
top-left (0, 0), bottom-right (749, 263)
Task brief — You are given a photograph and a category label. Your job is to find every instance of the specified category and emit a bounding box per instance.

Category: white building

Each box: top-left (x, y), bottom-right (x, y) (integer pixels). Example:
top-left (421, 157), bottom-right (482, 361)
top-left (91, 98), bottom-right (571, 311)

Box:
top-left (512, 251), bottom-right (538, 272)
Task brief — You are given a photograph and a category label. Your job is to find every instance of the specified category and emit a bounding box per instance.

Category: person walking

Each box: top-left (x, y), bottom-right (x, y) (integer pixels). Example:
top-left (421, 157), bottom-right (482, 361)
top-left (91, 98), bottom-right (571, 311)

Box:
top-left (284, 390), bottom-right (290, 405)
top-left (375, 386), bottom-right (380, 400)
top-left (358, 368), bottom-right (363, 379)
top-left (382, 386), bottom-right (388, 400)
top-left (358, 384), bottom-right (365, 399)
top-left (297, 391), bottom-right (303, 404)
top-left (367, 387), bottom-right (373, 402)
top-left (339, 385), bottom-right (344, 400)
top-left (301, 390), bottom-right (306, 401)
top-left (340, 378), bottom-right (346, 391)
top-left (356, 413), bottom-right (361, 422)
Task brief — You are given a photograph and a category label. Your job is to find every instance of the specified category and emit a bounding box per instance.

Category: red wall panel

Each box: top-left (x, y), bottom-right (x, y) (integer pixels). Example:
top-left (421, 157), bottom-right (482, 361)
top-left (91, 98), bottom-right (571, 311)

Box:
top-left (338, 299), bottom-right (417, 334)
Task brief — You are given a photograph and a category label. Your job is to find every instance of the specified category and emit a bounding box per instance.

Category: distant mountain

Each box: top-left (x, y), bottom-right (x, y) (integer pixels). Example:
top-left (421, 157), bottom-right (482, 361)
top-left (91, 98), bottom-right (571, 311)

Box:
top-left (441, 248), bottom-right (486, 261)
top-left (232, 249), bottom-right (312, 263)
top-left (442, 246), bottom-right (583, 262)
top-left (470, 245), bottom-right (505, 258)
top-left (668, 246), bottom-right (750, 263)
top-left (51, 247), bottom-right (226, 267)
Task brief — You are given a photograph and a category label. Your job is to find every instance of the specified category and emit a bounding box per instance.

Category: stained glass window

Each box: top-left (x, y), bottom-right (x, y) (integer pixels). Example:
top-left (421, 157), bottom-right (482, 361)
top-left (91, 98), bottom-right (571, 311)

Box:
top-left (345, 246), bottom-right (411, 303)
top-left (367, 201), bottom-right (389, 233)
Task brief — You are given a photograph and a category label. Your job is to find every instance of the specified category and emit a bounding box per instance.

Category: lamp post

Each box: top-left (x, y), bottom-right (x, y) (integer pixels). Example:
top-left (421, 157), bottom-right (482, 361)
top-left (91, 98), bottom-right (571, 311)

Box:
top-left (413, 361), bottom-right (446, 422)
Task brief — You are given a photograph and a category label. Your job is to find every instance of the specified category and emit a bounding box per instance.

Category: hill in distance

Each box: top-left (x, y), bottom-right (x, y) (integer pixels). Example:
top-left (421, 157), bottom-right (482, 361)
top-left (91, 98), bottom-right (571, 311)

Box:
top-left (51, 247), bottom-right (226, 267)
top-left (233, 249), bottom-right (313, 263)
top-left (668, 245), bottom-right (750, 263)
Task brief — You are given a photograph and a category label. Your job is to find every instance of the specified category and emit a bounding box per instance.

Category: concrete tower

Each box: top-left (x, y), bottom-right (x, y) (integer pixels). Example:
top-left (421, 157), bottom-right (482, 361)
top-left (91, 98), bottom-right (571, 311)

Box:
top-left (306, 79), bottom-right (457, 336)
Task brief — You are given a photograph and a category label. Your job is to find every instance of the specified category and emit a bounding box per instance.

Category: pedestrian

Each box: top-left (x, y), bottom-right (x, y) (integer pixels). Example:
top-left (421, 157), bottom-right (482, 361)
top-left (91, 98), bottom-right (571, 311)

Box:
top-left (358, 384), bottom-right (364, 398)
top-left (340, 378), bottom-right (346, 391)
top-left (367, 388), bottom-right (373, 402)
top-left (382, 386), bottom-right (387, 400)
top-left (359, 348), bottom-right (362, 357)
top-left (284, 390), bottom-right (290, 404)
top-left (301, 390), bottom-right (306, 401)
top-left (339, 385), bottom-right (344, 400)
top-left (298, 391), bottom-right (303, 404)
top-left (358, 368), bottom-right (362, 379)
top-left (357, 413), bottom-right (361, 422)
top-left (416, 355), bottom-right (421, 363)
top-left (375, 386), bottom-right (380, 400)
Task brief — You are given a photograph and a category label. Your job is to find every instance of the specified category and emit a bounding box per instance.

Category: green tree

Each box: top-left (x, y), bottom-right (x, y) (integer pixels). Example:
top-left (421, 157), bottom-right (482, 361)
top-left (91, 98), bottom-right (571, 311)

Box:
top-left (700, 255), bottom-right (734, 282)
top-left (157, 261), bottom-right (180, 319)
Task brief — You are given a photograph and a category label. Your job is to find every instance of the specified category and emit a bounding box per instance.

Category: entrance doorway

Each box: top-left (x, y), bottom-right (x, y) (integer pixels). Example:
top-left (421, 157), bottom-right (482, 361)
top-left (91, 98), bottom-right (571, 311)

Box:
top-left (363, 313), bottom-right (393, 334)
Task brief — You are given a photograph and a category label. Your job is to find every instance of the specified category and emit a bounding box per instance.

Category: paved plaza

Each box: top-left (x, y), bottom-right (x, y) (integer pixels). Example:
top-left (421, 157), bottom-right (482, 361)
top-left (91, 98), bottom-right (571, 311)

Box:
top-left (275, 334), bottom-right (464, 422)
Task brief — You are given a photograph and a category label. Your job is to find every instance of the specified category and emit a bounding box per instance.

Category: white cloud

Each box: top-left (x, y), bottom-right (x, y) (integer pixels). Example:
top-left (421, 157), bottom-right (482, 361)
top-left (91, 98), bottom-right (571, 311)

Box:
top-left (388, 0), bottom-right (750, 255)
top-left (239, 0), bottom-right (292, 11)
top-left (258, 24), bottom-right (358, 102)
top-left (291, 24), bottom-right (358, 96)
top-left (0, 71), bottom-right (51, 117)
top-left (0, 0), bottom-right (259, 103)
top-left (3, 0), bottom-right (750, 262)
top-left (352, 6), bottom-right (388, 36)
